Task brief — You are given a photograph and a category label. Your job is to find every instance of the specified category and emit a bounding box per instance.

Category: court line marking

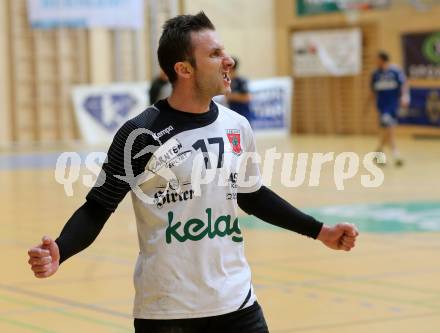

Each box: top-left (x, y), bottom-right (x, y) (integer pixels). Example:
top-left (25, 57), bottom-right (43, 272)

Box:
top-left (0, 315), bottom-right (58, 333)
top-left (0, 293), bottom-right (131, 332)
top-left (0, 284), bottom-right (131, 318)
top-left (253, 273), bottom-right (440, 310)
top-left (271, 310), bottom-right (440, 332)
top-left (16, 273), bottom-right (130, 287)
top-left (248, 244), bottom-right (440, 265)
top-left (253, 258), bottom-right (440, 296)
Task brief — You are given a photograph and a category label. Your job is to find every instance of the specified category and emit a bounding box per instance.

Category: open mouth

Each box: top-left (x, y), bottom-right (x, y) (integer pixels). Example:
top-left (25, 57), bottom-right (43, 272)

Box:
top-left (223, 72), bottom-right (231, 83)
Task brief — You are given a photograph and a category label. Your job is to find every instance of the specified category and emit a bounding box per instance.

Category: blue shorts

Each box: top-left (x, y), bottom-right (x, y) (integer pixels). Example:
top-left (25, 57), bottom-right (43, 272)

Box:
top-left (378, 108), bottom-right (398, 128)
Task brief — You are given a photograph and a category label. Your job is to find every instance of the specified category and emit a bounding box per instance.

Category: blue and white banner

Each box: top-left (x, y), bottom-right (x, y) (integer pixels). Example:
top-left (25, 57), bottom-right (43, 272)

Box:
top-left (27, 0), bottom-right (144, 29)
top-left (72, 82), bottom-right (150, 144)
top-left (214, 77), bottom-right (293, 132)
top-left (248, 77), bottom-right (292, 131)
top-left (398, 88), bottom-right (440, 127)
top-left (75, 77), bottom-right (292, 144)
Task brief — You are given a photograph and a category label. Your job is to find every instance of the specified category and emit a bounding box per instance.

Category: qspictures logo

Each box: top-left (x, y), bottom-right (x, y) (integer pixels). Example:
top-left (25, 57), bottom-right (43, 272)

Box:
top-left (54, 126), bottom-right (387, 200)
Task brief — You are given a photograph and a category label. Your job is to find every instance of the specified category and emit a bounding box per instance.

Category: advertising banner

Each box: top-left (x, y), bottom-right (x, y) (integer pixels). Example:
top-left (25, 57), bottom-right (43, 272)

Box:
top-left (292, 28), bottom-right (362, 76)
top-left (296, 0), bottom-right (390, 16)
top-left (248, 77), bottom-right (292, 131)
top-left (398, 88), bottom-right (440, 127)
top-left (72, 82), bottom-right (150, 144)
top-left (402, 31), bottom-right (440, 79)
top-left (27, 0), bottom-right (144, 29)
top-left (74, 77), bottom-right (293, 144)
top-left (214, 77), bottom-right (293, 132)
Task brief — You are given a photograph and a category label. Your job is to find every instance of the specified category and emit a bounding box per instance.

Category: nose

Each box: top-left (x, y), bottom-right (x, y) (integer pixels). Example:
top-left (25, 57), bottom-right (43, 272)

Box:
top-left (223, 54), bottom-right (234, 69)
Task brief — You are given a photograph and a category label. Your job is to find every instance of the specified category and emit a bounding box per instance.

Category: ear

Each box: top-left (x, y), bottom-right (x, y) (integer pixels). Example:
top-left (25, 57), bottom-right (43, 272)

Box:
top-left (174, 61), bottom-right (193, 80)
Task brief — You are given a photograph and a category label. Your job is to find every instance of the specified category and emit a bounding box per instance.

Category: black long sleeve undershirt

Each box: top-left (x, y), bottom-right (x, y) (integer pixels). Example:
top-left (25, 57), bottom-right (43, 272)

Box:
top-left (237, 186), bottom-right (323, 239)
top-left (55, 186), bottom-right (322, 264)
top-left (55, 199), bottom-right (112, 264)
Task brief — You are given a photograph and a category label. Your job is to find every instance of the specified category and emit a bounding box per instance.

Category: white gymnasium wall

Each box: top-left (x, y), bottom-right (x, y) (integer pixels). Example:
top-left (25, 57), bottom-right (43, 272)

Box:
top-left (182, 0), bottom-right (277, 79)
top-left (0, 0), bottom-right (277, 143)
top-left (0, 0), bottom-right (11, 144)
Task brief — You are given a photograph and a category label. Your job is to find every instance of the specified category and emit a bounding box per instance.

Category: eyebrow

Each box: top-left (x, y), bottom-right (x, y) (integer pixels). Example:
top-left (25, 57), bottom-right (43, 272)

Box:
top-left (209, 46), bottom-right (224, 53)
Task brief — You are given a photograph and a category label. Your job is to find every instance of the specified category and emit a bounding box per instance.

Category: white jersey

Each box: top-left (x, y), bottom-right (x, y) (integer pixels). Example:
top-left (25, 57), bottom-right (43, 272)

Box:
top-left (87, 99), bottom-right (262, 319)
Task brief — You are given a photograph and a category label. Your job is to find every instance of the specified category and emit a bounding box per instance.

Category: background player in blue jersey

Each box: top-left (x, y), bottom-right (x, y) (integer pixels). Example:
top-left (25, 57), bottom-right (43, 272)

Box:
top-left (370, 51), bottom-right (409, 166)
top-left (226, 57), bottom-right (252, 121)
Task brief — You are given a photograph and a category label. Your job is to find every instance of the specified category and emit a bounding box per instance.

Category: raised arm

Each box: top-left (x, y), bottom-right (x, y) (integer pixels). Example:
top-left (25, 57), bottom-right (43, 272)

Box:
top-left (28, 199), bottom-right (111, 277)
top-left (238, 186), bottom-right (358, 251)
top-left (27, 112), bottom-right (157, 278)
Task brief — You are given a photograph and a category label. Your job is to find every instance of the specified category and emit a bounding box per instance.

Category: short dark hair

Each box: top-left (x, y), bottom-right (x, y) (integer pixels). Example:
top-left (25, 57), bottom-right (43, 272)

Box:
top-left (157, 12), bottom-right (215, 83)
top-left (378, 51), bottom-right (390, 62)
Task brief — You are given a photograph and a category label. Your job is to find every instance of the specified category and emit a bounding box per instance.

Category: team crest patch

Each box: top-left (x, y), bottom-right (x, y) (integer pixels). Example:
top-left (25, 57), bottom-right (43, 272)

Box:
top-left (226, 129), bottom-right (242, 155)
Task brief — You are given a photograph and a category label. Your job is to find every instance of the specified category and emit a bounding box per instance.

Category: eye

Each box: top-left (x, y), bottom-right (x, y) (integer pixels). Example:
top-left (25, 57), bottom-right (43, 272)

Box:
top-left (211, 49), bottom-right (222, 57)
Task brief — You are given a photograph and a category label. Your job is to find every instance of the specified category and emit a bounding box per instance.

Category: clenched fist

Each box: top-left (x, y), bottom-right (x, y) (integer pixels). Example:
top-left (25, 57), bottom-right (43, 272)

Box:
top-left (317, 223), bottom-right (359, 251)
top-left (28, 236), bottom-right (60, 278)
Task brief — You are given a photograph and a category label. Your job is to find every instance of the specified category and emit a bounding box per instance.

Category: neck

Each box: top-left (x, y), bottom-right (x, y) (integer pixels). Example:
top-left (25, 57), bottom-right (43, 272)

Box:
top-left (168, 84), bottom-right (212, 114)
